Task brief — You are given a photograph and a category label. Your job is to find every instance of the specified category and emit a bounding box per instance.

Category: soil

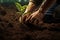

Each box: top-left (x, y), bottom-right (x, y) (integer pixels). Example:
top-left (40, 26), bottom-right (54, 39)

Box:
top-left (0, 4), bottom-right (60, 40)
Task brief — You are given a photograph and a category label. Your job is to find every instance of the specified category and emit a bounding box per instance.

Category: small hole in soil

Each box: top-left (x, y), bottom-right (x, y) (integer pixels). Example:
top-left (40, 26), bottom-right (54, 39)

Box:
top-left (0, 23), bottom-right (4, 27)
top-left (24, 35), bottom-right (33, 40)
top-left (7, 23), bottom-right (13, 27)
top-left (0, 19), bottom-right (2, 22)
top-left (0, 10), bottom-right (6, 16)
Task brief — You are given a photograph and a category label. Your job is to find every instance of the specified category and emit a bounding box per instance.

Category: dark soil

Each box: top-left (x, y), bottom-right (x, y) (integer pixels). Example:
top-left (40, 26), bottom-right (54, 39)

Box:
top-left (0, 5), bottom-right (60, 40)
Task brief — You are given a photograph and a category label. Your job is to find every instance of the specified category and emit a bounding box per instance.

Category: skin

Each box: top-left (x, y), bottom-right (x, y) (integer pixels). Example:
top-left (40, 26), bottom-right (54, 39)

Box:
top-left (19, 0), bottom-right (59, 27)
top-left (19, 0), bottom-right (42, 23)
top-left (24, 0), bottom-right (42, 13)
top-left (24, 1), bottom-right (35, 13)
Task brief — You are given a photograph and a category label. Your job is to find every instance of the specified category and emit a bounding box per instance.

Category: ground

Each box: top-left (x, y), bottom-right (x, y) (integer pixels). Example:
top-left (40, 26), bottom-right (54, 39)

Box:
top-left (0, 4), bottom-right (60, 40)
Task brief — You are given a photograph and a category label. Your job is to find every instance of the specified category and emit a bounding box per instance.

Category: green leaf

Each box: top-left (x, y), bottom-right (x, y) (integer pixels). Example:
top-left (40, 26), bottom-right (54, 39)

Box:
top-left (15, 2), bottom-right (27, 15)
top-left (15, 2), bottom-right (22, 12)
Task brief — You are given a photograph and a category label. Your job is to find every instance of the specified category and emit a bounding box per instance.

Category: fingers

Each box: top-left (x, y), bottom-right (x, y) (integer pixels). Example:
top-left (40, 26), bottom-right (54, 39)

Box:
top-left (30, 17), bottom-right (36, 23)
top-left (19, 13), bottom-right (31, 23)
top-left (25, 14), bottom-right (40, 25)
top-left (25, 15), bottom-right (32, 22)
top-left (22, 15), bottom-right (27, 22)
top-left (19, 15), bottom-right (26, 23)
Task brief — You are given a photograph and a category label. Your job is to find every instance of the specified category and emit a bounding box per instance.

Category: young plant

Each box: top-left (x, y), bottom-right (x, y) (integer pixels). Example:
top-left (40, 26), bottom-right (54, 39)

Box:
top-left (15, 2), bottom-right (27, 15)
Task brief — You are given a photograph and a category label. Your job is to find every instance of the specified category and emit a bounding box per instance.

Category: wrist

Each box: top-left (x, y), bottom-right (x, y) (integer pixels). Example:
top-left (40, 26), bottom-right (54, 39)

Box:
top-left (38, 8), bottom-right (44, 13)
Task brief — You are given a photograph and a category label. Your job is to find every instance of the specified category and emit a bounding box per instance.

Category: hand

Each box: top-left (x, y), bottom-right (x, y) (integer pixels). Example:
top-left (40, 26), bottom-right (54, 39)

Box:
top-left (19, 10), bottom-right (44, 26)
top-left (25, 10), bottom-right (44, 25)
top-left (19, 13), bottom-right (31, 23)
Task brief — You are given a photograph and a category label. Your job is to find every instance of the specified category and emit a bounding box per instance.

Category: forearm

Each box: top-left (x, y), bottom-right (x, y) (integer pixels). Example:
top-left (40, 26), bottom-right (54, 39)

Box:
top-left (39, 0), bottom-right (56, 13)
top-left (24, 0), bottom-right (42, 13)
top-left (30, 0), bottom-right (42, 6)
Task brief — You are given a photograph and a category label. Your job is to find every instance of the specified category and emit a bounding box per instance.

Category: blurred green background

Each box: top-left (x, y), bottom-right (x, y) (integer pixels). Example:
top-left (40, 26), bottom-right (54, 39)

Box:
top-left (0, 0), bottom-right (29, 5)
